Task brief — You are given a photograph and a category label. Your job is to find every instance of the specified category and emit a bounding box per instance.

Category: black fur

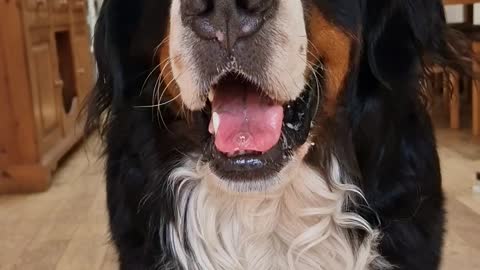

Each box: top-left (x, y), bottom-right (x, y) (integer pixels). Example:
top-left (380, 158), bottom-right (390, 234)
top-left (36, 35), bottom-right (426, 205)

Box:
top-left (87, 1), bottom-right (474, 269)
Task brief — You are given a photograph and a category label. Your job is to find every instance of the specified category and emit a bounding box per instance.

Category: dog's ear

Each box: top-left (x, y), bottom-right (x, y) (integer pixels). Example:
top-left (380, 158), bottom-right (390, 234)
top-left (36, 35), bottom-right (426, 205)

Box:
top-left (365, 0), bottom-right (473, 90)
top-left (85, 0), bottom-right (141, 134)
top-left (85, 0), bottom-right (170, 135)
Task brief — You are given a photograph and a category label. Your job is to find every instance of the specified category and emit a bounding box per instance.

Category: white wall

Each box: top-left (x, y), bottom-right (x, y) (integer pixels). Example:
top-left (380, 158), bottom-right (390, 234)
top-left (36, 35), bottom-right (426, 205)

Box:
top-left (87, 0), bottom-right (103, 37)
top-left (474, 4), bottom-right (480, 24)
top-left (445, 4), bottom-right (480, 24)
top-left (445, 5), bottom-right (464, 23)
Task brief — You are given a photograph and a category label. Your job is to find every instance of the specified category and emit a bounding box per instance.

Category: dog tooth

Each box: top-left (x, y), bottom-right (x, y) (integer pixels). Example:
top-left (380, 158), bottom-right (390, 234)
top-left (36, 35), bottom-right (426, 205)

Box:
top-left (215, 31), bottom-right (224, 42)
top-left (212, 112), bottom-right (220, 134)
top-left (208, 90), bottom-right (215, 102)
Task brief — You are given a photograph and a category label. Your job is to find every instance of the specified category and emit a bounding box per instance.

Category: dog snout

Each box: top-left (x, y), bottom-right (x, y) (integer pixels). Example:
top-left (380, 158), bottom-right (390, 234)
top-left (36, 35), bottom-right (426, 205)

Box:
top-left (181, 0), bottom-right (276, 51)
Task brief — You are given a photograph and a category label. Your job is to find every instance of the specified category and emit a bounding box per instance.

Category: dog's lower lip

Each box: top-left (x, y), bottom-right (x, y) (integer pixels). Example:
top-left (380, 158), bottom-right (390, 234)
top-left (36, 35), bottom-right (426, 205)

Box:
top-left (228, 156), bottom-right (265, 168)
top-left (207, 142), bottom-right (288, 181)
top-left (225, 150), bottom-right (264, 158)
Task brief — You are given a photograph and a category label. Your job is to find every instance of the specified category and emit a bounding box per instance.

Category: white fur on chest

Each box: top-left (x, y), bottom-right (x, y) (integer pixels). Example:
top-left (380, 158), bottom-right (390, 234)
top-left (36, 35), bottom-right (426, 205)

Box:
top-left (166, 158), bottom-right (388, 270)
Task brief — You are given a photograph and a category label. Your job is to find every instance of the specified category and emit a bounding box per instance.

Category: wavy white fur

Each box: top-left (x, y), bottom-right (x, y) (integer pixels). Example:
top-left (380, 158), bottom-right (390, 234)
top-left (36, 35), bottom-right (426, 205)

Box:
top-left (166, 153), bottom-right (390, 270)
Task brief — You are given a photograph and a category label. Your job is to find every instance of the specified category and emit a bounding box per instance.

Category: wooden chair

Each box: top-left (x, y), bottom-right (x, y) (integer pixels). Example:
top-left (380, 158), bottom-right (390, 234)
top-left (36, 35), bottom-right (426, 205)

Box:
top-left (458, 27), bottom-right (480, 136)
top-left (448, 71), bottom-right (462, 129)
top-left (458, 4), bottom-right (480, 136)
top-left (430, 57), bottom-right (479, 134)
top-left (441, 16), bottom-right (480, 135)
top-left (429, 66), bottom-right (461, 129)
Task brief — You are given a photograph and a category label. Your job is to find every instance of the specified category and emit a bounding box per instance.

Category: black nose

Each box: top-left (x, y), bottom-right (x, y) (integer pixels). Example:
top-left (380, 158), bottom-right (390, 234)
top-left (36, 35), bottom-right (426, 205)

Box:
top-left (181, 0), bottom-right (276, 51)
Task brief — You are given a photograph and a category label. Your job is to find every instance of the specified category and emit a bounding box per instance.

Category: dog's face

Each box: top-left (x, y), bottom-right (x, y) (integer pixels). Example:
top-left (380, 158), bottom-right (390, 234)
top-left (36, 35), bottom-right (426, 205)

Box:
top-left (157, 0), bottom-right (361, 191)
top-left (92, 0), bottom-right (456, 193)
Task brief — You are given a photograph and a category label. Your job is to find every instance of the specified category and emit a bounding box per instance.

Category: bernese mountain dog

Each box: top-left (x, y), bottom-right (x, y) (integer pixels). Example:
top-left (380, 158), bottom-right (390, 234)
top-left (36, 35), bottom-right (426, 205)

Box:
top-left (86, 0), bottom-right (474, 269)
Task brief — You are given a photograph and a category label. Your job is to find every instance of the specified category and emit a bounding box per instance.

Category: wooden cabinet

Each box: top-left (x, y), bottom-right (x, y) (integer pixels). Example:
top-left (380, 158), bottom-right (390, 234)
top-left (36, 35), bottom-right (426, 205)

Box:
top-left (0, 0), bottom-right (94, 193)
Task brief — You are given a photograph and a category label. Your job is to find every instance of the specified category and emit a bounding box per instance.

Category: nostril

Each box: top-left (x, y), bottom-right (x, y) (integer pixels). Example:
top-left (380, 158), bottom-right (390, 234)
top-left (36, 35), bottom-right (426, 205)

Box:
top-left (237, 0), bottom-right (274, 14)
top-left (182, 0), bottom-right (213, 17)
top-left (185, 0), bottom-right (276, 50)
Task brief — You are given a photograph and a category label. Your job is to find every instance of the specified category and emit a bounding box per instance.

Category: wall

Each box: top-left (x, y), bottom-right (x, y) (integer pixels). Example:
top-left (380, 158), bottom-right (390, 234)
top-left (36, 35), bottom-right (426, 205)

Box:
top-left (87, 0), bottom-right (103, 41)
top-left (445, 4), bottom-right (480, 24)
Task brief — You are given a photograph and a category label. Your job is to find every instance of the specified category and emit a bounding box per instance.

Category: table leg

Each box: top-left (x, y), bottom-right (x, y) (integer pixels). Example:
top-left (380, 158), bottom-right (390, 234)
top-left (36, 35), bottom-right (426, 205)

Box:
top-left (449, 72), bottom-right (461, 129)
top-left (473, 81), bottom-right (480, 136)
top-left (473, 42), bottom-right (480, 136)
top-left (464, 4), bottom-right (474, 25)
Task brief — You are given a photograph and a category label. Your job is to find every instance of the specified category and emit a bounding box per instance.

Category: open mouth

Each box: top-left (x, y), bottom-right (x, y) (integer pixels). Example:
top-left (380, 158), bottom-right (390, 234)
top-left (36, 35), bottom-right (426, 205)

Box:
top-left (202, 72), bottom-right (318, 182)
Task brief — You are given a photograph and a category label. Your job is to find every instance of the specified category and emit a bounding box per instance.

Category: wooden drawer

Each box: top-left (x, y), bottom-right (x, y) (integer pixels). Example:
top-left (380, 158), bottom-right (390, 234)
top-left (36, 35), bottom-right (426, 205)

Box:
top-left (52, 0), bottom-right (69, 10)
top-left (72, 21), bottom-right (88, 35)
top-left (25, 0), bottom-right (48, 11)
top-left (29, 26), bottom-right (50, 44)
top-left (72, 29), bottom-right (93, 101)
top-left (70, 0), bottom-right (87, 22)
top-left (51, 0), bottom-right (70, 26)
top-left (22, 0), bottom-right (50, 28)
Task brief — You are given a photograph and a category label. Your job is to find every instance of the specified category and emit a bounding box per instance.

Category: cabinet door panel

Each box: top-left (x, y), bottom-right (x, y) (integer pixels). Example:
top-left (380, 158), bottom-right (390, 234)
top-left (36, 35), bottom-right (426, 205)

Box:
top-left (72, 25), bottom-right (93, 101)
top-left (25, 0), bottom-right (48, 11)
top-left (28, 29), bottom-right (63, 153)
top-left (32, 44), bottom-right (58, 132)
top-left (23, 0), bottom-right (49, 28)
top-left (0, 37), bottom-right (12, 165)
top-left (52, 0), bottom-right (70, 26)
top-left (71, 0), bottom-right (87, 23)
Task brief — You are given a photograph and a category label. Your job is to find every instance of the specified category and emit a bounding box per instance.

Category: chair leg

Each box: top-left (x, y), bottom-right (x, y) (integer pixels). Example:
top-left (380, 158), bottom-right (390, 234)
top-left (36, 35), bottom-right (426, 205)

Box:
top-left (473, 42), bottom-right (480, 136)
top-left (473, 81), bottom-right (480, 136)
top-left (449, 72), bottom-right (461, 130)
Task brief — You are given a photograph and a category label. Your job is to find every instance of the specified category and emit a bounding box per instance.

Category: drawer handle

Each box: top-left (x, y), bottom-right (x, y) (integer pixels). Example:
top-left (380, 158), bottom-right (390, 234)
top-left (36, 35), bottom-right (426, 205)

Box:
top-left (54, 79), bottom-right (64, 87)
top-left (74, 1), bottom-right (84, 8)
top-left (36, 0), bottom-right (47, 7)
top-left (77, 68), bottom-right (86, 74)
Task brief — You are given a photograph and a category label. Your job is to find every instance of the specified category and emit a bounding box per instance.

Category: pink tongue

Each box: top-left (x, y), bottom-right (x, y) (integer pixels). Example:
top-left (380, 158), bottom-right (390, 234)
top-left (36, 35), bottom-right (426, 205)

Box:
top-left (209, 84), bottom-right (284, 155)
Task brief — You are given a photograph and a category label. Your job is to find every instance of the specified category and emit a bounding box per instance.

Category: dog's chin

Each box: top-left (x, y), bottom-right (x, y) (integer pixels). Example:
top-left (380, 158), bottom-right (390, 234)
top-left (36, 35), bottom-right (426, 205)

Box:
top-left (192, 72), bottom-right (317, 193)
top-left (204, 142), bottom-right (290, 193)
top-left (203, 143), bottom-right (313, 193)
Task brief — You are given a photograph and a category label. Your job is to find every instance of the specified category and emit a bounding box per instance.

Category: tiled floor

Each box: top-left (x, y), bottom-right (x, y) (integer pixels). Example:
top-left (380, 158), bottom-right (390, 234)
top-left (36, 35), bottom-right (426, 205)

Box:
top-left (0, 130), bottom-right (479, 270)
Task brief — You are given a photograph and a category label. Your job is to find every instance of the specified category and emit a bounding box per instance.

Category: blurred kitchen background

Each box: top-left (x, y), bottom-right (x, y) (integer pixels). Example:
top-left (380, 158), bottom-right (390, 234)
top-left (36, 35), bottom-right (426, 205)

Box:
top-left (0, 1), bottom-right (479, 270)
